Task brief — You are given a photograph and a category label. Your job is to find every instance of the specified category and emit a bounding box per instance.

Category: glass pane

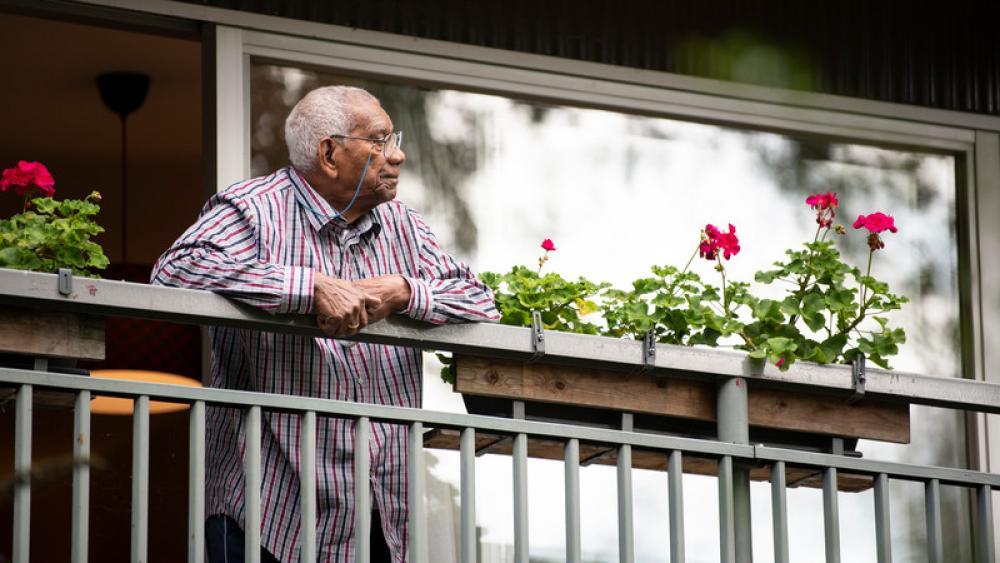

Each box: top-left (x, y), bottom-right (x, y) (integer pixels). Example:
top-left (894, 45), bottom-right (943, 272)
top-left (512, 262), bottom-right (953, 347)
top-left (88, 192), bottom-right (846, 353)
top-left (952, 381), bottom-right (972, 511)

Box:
top-left (251, 62), bottom-right (971, 562)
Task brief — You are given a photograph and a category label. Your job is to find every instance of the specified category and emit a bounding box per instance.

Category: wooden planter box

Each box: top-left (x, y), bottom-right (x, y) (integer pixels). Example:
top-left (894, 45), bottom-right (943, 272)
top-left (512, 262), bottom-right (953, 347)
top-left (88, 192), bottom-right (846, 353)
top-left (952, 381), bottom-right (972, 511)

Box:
top-left (0, 306), bottom-right (105, 405)
top-left (0, 306), bottom-right (105, 362)
top-left (423, 354), bottom-right (910, 492)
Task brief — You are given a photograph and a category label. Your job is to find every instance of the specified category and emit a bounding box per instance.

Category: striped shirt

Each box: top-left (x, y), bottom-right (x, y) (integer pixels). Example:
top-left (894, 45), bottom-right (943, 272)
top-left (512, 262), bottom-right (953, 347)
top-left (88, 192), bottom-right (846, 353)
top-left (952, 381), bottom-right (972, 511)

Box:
top-left (151, 167), bottom-right (498, 562)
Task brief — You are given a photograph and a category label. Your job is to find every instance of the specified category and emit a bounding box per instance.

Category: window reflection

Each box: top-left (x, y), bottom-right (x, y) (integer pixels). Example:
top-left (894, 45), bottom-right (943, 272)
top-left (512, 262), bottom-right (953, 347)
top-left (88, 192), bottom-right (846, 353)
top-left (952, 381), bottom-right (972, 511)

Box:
top-left (251, 62), bottom-right (971, 562)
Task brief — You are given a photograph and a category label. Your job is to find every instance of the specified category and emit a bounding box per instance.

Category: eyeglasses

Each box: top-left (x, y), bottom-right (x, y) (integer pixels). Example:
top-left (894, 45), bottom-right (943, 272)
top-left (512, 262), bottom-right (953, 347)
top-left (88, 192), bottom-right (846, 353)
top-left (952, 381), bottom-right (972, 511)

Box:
top-left (328, 130), bottom-right (403, 158)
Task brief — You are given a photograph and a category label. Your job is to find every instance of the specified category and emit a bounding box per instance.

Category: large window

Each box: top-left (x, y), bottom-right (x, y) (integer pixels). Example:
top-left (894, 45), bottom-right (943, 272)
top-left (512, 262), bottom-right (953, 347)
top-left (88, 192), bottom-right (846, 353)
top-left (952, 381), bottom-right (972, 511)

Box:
top-left (251, 63), bottom-right (971, 562)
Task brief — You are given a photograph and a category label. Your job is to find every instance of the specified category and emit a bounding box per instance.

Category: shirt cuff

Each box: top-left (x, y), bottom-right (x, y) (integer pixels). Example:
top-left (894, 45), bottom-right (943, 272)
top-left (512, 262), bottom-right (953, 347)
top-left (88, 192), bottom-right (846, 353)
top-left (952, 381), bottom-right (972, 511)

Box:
top-left (402, 276), bottom-right (435, 322)
top-left (279, 266), bottom-right (315, 314)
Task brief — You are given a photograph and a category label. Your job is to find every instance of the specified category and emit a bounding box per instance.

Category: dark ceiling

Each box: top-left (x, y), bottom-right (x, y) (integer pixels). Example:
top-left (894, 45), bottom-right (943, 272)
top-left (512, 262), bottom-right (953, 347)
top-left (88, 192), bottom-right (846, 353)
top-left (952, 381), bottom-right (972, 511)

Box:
top-left (179, 0), bottom-right (1000, 116)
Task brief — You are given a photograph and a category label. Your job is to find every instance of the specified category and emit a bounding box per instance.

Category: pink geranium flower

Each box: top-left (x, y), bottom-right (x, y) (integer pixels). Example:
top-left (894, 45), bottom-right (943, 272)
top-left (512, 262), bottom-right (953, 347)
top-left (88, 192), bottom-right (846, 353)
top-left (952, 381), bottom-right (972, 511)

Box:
top-left (541, 238), bottom-right (557, 252)
top-left (0, 161), bottom-right (55, 198)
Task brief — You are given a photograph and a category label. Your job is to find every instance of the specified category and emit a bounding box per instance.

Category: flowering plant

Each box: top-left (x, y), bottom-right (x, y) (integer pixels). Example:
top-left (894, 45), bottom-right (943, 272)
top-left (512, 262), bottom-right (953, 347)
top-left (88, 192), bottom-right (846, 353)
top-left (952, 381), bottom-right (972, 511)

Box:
top-left (0, 161), bottom-right (109, 276)
top-left (457, 191), bottom-right (908, 384)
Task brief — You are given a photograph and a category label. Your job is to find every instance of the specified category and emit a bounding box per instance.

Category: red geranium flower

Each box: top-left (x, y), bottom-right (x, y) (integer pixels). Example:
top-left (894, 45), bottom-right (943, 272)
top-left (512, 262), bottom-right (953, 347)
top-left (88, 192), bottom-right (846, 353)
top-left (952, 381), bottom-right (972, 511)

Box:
top-left (806, 192), bottom-right (838, 210)
top-left (852, 212), bottom-right (897, 234)
top-left (806, 192), bottom-right (838, 228)
top-left (541, 238), bottom-right (557, 252)
top-left (0, 160), bottom-right (55, 198)
top-left (853, 212), bottom-right (898, 251)
top-left (700, 223), bottom-right (740, 261)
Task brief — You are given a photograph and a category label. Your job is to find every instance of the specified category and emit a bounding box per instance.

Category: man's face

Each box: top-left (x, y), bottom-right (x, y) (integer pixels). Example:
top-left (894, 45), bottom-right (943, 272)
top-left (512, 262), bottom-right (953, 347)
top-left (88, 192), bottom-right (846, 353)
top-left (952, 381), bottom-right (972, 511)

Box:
top-left (330, 100), bottom-right (406, 209)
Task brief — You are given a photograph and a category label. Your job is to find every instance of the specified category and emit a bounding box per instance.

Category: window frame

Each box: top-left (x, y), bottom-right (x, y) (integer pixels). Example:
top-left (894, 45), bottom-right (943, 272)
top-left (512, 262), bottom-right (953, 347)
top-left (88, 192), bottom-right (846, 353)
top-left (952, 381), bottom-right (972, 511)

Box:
top-left (63, 0), bottom-right (999, 486)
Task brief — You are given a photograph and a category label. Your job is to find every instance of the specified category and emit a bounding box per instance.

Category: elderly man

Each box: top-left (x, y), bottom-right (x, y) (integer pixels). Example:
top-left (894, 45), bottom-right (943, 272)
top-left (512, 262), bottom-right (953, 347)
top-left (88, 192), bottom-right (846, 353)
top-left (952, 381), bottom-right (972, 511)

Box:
top-left (152, 85), bottom-right (498, 562)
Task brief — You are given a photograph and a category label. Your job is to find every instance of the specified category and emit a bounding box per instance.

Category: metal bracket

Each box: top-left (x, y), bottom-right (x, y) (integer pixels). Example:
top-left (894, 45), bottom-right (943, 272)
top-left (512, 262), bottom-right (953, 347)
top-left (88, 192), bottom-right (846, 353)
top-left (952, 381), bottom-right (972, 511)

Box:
top-left (582, 413), bottom-right (633, 466)
top-left (848, 354), bottom-right (866, 404)
top-left (528, 310), bottom-right (545, 362)
top-left (640, 331), bottom-right (656, 373)
top-left (57, 268), bottom-right (73, 296)
top-left (476, 400), bottom-right (526, 457)
top-left (580, 446), bottom-right (616, 466)
top-left (475, 435), bottom-right (510, 457)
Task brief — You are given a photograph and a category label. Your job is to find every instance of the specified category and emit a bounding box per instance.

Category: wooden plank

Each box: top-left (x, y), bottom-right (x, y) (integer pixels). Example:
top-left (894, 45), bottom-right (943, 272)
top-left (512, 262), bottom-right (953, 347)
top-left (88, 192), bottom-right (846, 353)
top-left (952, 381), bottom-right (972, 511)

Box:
top-left (455, 356), bottom-right (909, 444)
top-left (0, 306), bottom-right (105, 361)
top-left (423, 428), bottom-right (873, 492)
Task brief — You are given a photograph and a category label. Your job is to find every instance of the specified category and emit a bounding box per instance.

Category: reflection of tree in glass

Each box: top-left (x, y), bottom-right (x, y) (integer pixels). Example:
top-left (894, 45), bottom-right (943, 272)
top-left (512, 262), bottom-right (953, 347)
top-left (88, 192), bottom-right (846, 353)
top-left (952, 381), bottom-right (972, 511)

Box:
top-left (250, 64), bottom-right (481, 254)
top-left (746, 134), bottom-right (972, 561)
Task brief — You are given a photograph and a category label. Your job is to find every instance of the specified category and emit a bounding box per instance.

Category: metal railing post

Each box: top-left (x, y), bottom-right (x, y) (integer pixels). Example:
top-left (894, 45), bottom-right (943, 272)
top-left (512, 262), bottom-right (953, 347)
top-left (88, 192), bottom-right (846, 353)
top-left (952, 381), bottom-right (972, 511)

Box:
top-left (460, 427), bottom-right (476, 563)
top-left (565, 438), bottom-right (582, 563)
top-left (771, 461), bottom-right (789, 563)
top-left (72, 390), bottom-right (91, 563)
top-left (354, 416), bottom-right (371, 563)
top-left (977, 484), bottom-right (996, 563)
top-left (873, 473), bottom-right (892, 563)
top-left (668, 450), bottom-right (686, 563)
top-left (300, 411), bottom-right (317, 563)
top-left (717, 376), bottom-right (751, 563)
top-left (244, 406), bottom-right (262, 563)
top-left (618, 413), bottom-right (635, 563)
top-left (131, 395), bottom-right (150, 563)
top-left (925, 479), bottom-right (944, 563)
top-left (13, 382), bottom-right (33, 563)
top-left (189, 400), bottom-right (206, 563)
top-left (513, 431), bottom-right (529, 563)
top-left (823, 467), bottom-right (841, 563)
top-left (408, 421), bottom-right (427, 563)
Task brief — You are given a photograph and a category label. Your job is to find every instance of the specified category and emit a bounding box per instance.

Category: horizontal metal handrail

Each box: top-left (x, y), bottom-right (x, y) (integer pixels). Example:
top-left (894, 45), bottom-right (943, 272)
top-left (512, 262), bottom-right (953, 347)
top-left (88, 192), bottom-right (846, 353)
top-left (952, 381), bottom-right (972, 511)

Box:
top-left (2, 366), bottom-right (998, 490)
top-left (0, 366), bottom-right (751, 458)
top-left (1, 268), bottom-right (998, 415)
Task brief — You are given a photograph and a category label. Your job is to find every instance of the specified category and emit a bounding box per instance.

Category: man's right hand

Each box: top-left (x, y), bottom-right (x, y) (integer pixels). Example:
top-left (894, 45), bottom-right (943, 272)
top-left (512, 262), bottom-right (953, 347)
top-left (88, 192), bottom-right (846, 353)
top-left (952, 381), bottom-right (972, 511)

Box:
top-left (314, 271), bottom-right (381, 338)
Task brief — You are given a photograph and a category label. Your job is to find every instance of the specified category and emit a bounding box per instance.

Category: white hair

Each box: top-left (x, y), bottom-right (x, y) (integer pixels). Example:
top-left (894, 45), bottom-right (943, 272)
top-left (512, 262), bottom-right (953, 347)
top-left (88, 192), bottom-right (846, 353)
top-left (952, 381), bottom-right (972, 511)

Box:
top-left (284, 85), bottom-right (380, 173)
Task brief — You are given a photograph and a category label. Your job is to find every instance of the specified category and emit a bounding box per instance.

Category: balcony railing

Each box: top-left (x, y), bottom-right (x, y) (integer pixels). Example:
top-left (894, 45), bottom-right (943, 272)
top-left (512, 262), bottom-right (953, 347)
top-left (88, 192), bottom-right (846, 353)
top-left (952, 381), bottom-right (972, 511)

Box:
top-left (1, 268), bottom-right (999, 563)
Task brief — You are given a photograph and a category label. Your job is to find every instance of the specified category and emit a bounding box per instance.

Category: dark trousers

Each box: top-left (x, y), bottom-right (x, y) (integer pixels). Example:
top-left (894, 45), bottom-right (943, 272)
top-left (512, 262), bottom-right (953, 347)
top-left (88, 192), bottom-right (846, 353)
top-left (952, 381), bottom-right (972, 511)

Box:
top-left (206, 512), bottom-right (392, 563)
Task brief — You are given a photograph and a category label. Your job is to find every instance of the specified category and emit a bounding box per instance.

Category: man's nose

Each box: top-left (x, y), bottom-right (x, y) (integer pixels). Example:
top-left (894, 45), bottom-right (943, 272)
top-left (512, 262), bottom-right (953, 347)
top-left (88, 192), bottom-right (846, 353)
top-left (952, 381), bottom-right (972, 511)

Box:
top-left (388, 146), bottom-right (406, 165)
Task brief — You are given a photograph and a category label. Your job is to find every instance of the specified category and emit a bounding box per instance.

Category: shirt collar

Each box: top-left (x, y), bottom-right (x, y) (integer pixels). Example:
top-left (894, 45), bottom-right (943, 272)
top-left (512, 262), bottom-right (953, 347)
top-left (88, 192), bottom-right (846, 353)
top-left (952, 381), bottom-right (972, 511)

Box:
top-left (287, 167), bottom-right (382, 240)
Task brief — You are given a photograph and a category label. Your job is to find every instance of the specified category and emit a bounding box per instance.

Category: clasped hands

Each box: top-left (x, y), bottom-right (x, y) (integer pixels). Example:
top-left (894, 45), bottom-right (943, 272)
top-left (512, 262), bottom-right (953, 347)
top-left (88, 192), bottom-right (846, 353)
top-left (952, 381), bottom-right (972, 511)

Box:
top-left (314, 271), bottom-right (411, 338)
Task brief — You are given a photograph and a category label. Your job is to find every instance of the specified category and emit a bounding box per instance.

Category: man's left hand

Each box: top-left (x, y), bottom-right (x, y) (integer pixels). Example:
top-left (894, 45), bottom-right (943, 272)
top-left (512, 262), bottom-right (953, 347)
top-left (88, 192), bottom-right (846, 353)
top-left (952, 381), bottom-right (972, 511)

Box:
top-left (354, 275), bottom-right (411, 323)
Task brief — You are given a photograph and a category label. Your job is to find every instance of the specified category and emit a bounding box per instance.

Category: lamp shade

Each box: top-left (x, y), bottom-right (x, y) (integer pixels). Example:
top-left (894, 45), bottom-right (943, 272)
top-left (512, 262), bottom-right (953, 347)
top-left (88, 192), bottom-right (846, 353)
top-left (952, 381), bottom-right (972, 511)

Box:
top-left (89, 369), bottom-right (201, 415)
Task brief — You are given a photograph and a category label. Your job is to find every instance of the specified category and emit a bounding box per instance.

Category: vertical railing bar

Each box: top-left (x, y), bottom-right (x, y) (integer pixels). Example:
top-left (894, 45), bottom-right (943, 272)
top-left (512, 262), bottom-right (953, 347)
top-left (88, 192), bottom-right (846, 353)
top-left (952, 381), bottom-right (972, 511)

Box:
top-left (459, 427), bottom-right (476, 563)
top-left (618, 443), bottom-right (634, 563)
top-left (977, 484), bottom-right (996, 563)
top-left (823, 467), bottom-right (841, 563)
top-left (771, 461), bottom-right (789, 563)
top-left (354, 416), bottom-right (371, 563)
top-left (565, 438), bottom-right (581, 563)
top-left (131, 395), bottom-right (150, 563)
top-left (668, 450), bottom-right (686, 563)
top-left (925, 479), bottom-right (944, 563)
top-left (408, 421), bottom-right (427, 563)
top-left (717, 377), bottom-right (751, 563)
top-left (188, 400), bottom-right (206, 563)
top-left (244, 406), bottom-right (262, 563)
top-left (718, 455), bottom-right (736, 563)
top-left (72, 390), bottom-right (91, 563)
top-left (513, 432), bottom-right (529, 563)
top-left (13, 383), bottom-right (33, 563)
top-left (874, 473), bottom-right (893, 563)
top-left (300, 411), bottom-right (317, 563)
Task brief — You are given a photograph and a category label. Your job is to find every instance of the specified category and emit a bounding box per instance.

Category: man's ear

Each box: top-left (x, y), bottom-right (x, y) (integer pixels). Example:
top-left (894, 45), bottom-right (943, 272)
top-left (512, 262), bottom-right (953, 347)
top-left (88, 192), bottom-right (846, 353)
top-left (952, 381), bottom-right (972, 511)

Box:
top-left (316, 137), bottom-right (339, 179)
